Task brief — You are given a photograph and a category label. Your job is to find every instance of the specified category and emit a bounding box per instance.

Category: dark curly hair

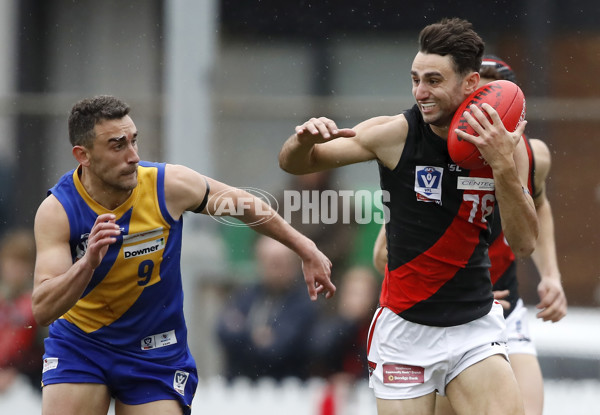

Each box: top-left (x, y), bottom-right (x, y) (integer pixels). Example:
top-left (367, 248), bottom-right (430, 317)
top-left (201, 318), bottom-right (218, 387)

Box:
top-left (68, 95), bottom-right (130, 148)
top-left (418, 17), bottom-right (485, 77)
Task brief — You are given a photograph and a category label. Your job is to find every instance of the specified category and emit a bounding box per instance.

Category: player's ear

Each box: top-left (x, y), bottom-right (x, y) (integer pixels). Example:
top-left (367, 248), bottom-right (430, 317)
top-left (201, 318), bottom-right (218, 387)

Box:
top-left (464, 71), bottom-right (480, 94)
top-left (72, 145), bottom-right (91, 167)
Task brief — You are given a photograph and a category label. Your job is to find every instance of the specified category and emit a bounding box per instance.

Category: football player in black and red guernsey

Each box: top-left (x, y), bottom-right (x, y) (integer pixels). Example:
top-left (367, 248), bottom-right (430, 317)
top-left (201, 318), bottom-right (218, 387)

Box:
top-left (279, 18), bottom-right (536, 415)
top-left (373, 55), bottom-right (567, 415)
top-left (444, 55), bottom-right (566, 415)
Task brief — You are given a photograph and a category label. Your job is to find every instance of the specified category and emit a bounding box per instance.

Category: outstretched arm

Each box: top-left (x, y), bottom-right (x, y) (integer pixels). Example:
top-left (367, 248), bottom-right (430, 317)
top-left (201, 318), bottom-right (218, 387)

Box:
top-left (165, 164), bottom-right (335, 300)
top-left (278, 115), bottom-right (407, 174)
top-left (278, 117), bottom-right (359, 174)
top-left (529, 138), bottom-right (567, 322)
top-left (209, 181), bottom-right (335, 300)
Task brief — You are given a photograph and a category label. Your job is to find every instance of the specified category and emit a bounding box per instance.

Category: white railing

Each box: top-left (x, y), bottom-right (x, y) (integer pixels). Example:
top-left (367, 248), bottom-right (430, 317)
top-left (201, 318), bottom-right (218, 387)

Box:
top-left (2, 375), bottom-right (599, 415)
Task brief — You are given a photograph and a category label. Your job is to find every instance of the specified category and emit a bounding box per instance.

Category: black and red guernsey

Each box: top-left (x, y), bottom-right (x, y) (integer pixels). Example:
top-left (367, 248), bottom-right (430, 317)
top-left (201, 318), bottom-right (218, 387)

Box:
top-left (379, 104), bottom-right (496, 327)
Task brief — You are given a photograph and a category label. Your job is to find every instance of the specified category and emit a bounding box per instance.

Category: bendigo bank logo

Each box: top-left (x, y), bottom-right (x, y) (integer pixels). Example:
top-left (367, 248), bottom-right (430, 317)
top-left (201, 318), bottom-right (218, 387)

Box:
top-left (382, 363), bottom-right (425, 384)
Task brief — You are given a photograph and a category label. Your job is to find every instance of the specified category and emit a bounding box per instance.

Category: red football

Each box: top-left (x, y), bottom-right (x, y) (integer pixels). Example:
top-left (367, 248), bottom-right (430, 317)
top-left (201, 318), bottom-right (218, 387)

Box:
top-left (447, 80), bottom-right (526, 170)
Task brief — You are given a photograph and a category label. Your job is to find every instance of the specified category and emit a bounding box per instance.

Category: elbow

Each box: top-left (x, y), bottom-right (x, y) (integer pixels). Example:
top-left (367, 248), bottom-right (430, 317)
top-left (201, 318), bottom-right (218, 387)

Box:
top-left (278, 159), bottom-right (311, 175)
top-left (507, 214), bottom-right (539, 258)
top-left (278, 152), bottom-right (307, 175)
top-left (512, 242), bottom-right (535, 258)
top-left (31, 298), bottom-right (55, 327)
top-left (278, 155), bottom-right (293, 174)
top-left (32, 309), bottom-right (53, 328)
top-left (278, 141), bottom-right (317, 175)
top-left (512, 231), bottom-right (538, 258)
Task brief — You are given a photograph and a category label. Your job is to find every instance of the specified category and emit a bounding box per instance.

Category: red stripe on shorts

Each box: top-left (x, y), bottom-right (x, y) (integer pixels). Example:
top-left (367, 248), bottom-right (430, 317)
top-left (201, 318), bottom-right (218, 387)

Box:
top-left (366, 306), bottom-right (385, 356)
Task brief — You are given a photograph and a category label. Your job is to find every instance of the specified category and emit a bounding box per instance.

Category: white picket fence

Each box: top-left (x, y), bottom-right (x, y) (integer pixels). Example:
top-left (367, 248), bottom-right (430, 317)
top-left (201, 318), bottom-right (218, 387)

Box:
top-left (2, 307), bottom-right (598, 414)
top-left (2, 375), bottom-right (599, 415)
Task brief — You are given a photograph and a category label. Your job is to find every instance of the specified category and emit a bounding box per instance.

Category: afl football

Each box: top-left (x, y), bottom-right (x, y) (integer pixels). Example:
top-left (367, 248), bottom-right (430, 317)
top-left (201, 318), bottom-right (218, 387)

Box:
top-left (448, 80), bottom-right (526, 170)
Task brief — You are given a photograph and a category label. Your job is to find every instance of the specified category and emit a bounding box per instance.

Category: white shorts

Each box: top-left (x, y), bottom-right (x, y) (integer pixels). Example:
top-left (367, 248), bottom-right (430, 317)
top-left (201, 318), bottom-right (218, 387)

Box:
top-left (505, 299), bottom-right (537, 356)
top-left (367, 302), bottom-right (508, 399)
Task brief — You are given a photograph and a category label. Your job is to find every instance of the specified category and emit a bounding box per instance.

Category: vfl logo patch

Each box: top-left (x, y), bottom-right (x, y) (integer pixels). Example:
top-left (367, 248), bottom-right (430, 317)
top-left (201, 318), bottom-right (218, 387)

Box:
top-left (415, 166), bottom-right (443, 203)
top-left (456, 177), bottom-right (495, 191)
top-left (42, 357), bottom-right (59, 373)
top-left (174, 370), bottom-right (189, 396)
top-left (382, 363), bottom-right (425, 384)
top-left (141, 329), bottom-right (177, 350)
top-left (123, 238), bottom-right (165, 259)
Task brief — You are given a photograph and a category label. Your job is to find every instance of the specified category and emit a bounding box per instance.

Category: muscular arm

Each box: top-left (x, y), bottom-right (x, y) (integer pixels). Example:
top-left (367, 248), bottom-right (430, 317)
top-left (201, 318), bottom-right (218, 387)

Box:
top-left (278, 115), bottom-right (407, 174)
top-left (31, 197), bottom-right (121, 326)
top-left (164, 164), bottom-right (336, 300)
top-left (457, 104), bottom-right (538, 256)
top-left (494, 137), bottom-right (538, 257)
top-left (529, 138), bottom-right (567, 322)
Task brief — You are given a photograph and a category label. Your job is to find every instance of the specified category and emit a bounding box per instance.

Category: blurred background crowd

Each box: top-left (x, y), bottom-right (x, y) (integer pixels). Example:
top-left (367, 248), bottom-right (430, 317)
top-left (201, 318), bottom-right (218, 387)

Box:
top-left (0, 0), bottom-right (598, 410)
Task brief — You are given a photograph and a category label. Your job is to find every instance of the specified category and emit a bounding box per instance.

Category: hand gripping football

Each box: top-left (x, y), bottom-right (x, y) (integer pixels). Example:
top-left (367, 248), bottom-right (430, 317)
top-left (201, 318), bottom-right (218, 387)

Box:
top-left (448, 80), bottom-right (526, 170)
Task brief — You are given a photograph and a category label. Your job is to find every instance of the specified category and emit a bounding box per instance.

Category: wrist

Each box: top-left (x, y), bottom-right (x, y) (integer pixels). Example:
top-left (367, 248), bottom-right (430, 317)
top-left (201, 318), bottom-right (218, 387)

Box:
top-left (541, 273), bottom-right (562, 281)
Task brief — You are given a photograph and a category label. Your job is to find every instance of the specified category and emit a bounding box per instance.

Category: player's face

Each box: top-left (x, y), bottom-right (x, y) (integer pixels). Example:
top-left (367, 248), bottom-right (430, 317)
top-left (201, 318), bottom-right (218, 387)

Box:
top-left (411, 52), bottom-right (470, 130)
top-left (88, 116), bottom-right (140, 192)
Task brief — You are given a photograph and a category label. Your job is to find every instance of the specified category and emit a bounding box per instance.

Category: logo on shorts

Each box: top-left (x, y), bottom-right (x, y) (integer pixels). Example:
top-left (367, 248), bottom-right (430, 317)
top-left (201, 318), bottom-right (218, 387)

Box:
top-left (382, 363), bottom-right (425, 384)
top-left (43, 357), bottom-right (59, 373)
top-left (174, 370), bottom-right (189, 396)
top-left (368, 360), bottom-right (377, 378)
top-left (141, 329), bottom-right (177, 350)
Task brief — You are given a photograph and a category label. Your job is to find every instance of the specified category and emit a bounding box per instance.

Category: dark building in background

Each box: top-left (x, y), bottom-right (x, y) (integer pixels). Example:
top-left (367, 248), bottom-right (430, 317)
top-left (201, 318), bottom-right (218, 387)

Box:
top-left (11, 0), bottom-right (600, 306)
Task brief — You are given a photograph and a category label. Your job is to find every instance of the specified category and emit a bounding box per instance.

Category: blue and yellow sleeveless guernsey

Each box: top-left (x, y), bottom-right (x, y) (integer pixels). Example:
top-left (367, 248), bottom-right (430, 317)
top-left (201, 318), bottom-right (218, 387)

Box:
top-left (379, 105), bottom-right (496, 327)
top-left (41, 161), bottom-right (197, 411)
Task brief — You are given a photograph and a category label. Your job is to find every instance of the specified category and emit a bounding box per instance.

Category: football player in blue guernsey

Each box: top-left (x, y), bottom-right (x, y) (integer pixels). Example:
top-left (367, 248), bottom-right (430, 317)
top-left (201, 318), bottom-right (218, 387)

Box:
top-left (279, 18), bottom-right (537, 415)
top-left (32, 95), bottom-right (336, 415)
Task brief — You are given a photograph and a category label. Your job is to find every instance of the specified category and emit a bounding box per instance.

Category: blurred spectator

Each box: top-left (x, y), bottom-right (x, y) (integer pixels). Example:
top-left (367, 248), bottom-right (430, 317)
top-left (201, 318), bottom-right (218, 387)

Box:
top-left (281, 170), bottom-right (359, 282)
top-left (309, 265), bottom-right (379, 380)
top-left (216, 235), bottom-right (318, 381)
top-left (310, 266), bottom-right (379, 415)
top-left (0, 228), bottom-right (43, 393)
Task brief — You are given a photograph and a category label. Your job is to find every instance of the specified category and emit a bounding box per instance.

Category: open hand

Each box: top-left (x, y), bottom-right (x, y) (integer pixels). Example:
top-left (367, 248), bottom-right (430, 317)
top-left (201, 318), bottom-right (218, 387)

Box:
top-left (300, 246), bottom-right (335, 300)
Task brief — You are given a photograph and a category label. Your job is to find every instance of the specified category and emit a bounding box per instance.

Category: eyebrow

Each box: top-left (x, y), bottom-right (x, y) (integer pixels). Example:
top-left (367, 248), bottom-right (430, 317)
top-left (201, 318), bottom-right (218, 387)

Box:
top-left (108, 135), bottom-right (127, 143)
top-left (411, 70), bottom-right (445, 78)
top-left (108, 131), bottom-right (138, 143)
